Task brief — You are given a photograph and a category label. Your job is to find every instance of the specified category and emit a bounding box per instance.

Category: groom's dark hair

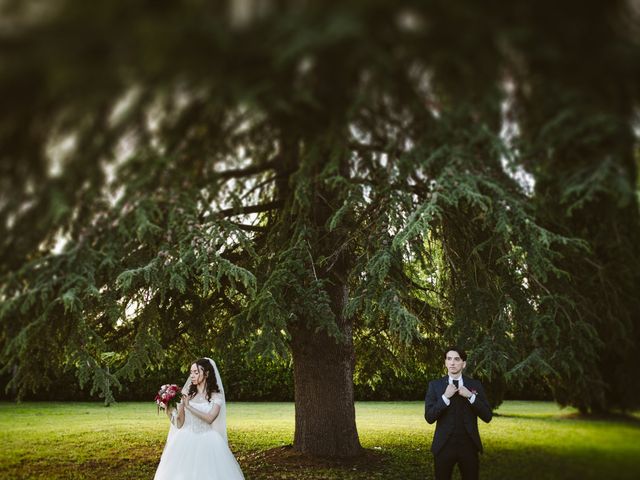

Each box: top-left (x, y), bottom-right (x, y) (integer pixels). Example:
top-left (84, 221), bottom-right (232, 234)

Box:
top-left (444, 346), bottom-right (467, 361)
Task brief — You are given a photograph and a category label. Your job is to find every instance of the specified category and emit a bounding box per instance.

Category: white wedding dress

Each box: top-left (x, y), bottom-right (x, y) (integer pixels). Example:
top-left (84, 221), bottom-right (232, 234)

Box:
top-left (154, 359), bottom-right (245, 480)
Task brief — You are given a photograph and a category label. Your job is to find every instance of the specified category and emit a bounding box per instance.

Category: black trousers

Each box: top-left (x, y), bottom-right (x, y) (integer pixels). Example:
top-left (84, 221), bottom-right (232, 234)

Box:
top-left (434, 431), bottom-right (479, 480)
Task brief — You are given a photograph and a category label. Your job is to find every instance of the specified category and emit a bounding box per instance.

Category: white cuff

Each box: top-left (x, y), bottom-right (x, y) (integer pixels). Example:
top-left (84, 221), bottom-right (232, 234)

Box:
top-left (441, 394), bottom-right (451, 406)
top-left (468, 393), bottom-right (476, 404)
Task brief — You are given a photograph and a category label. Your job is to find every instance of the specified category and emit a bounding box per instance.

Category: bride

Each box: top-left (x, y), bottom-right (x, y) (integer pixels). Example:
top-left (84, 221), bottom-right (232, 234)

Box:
top-left (154, 357), bottom-right (245, 479)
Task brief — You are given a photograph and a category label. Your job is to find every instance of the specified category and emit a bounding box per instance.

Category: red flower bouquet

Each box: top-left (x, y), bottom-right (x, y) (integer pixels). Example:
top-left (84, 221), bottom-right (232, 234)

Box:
top-left (155, 384), bottom-right (182, 413)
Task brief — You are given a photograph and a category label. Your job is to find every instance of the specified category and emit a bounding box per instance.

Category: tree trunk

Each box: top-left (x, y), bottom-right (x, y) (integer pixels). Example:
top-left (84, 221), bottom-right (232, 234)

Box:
top-left (290, 276), bottom-right (362, 457)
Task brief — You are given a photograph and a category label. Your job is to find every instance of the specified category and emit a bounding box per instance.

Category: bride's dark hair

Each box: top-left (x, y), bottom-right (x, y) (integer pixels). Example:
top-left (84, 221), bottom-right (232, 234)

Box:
top-left (188, 358), bottom-right (220, 401)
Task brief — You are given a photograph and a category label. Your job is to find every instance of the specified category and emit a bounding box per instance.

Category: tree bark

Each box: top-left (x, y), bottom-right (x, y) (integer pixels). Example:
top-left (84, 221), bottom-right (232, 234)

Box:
top-left (290, 275), bottom-right (362, 457)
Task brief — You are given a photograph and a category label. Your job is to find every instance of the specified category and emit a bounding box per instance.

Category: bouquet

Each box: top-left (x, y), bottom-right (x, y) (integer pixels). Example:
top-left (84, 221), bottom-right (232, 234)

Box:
top-left (155, 384), bottom-right (182, 413)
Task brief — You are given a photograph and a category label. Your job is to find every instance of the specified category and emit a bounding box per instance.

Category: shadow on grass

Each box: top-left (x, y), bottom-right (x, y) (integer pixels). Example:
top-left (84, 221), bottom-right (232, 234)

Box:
top-left (0, 456), bottom-right (159, 480)
top-left (482, 443), bottom-right (640, 480)
top-left (561, 412), bottom-right (640, 425)
top-left (238, 442), bottom-right (640, 480)
top-left (240, 445), bottom-right (391, 480)
top-left (495, 411), bottom-right (640, 427)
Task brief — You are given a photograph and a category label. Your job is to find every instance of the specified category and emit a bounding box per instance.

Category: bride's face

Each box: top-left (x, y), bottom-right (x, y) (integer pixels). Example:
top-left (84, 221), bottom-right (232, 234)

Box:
top-left (190, 364), bottom-right (206, 386)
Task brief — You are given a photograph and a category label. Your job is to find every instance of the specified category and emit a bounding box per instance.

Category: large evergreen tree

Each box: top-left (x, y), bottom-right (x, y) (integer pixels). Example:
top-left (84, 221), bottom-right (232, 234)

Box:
top-left (507, 0), bottom-right (640, 412)
top-left (1, 0), bottom-right (639, 458)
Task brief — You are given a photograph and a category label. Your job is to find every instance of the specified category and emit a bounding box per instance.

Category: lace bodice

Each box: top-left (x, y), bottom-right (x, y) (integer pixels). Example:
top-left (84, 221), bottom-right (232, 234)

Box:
top-left (175, 393), bottom-right (224, 434)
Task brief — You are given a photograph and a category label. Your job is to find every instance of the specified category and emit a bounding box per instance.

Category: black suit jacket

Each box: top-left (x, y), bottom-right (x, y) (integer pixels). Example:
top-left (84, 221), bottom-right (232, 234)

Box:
top-left (424, 375), bottom-right (492, 455)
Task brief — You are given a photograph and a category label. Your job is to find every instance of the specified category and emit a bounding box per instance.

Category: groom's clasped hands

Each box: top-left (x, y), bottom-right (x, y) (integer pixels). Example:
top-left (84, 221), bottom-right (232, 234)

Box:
top-left (443, 383), bottom-right (473, 399)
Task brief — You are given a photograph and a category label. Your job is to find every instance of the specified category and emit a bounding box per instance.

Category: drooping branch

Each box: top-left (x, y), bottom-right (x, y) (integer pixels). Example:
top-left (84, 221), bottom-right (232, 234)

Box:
top-left (228, 221), bottom-right (267, 232)
top-left (216, 160), bottom-right (278, 179)
top-left (215, 200), bottom-right (283, 218)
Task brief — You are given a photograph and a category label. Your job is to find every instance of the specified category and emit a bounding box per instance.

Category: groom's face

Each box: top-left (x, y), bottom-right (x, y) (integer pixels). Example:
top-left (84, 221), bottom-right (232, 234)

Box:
top-left (445, 350), bottom-right (466, 376)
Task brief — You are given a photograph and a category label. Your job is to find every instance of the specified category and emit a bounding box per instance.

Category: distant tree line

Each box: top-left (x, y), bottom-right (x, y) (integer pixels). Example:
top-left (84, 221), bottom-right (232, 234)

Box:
top-left (0, 343), bottom-right (550, 402)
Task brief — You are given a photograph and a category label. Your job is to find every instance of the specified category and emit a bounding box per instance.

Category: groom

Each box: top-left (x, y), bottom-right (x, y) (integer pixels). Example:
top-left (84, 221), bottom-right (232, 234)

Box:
top-left (425, 346), bottom-right (492, 480)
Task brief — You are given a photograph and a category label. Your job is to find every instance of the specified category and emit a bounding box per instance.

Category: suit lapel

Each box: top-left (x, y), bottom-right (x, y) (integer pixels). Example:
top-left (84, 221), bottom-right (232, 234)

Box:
top-left (440, 375), bottom-right (449, 394)
top-left (462, 375), bottom-right (474, 390)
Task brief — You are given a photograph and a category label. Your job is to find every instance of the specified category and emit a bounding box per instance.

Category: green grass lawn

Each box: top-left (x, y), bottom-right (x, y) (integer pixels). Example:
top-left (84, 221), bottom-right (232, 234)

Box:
top-left (0, 400), bottom-right (638, 479)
